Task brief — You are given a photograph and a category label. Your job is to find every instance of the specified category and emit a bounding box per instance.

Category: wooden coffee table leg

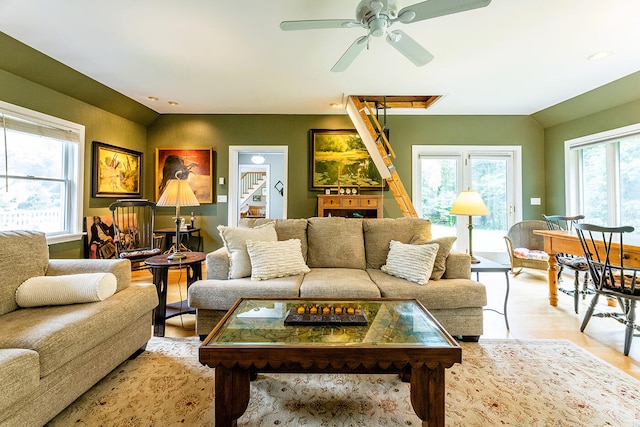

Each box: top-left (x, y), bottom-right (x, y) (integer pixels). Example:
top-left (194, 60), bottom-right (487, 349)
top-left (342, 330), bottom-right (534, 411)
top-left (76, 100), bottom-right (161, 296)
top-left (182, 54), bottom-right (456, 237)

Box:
top-left (214, 366), bottom-right (251, 427)
top-left (410, 364), bottom-right (445, 427)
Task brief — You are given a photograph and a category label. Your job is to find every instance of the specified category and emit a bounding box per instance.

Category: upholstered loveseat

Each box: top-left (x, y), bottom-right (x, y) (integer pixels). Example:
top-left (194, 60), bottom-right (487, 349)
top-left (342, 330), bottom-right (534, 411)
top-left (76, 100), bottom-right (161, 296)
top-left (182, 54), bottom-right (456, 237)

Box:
top-left (188, 217), bottom-right (487, 340)
top-left (0, 230), bottom-right (158, 427)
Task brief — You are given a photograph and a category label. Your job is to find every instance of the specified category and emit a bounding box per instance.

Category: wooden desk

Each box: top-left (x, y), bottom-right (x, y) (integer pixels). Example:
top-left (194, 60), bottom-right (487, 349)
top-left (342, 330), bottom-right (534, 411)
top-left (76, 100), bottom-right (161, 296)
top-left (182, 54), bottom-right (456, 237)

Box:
top-left (533, 229), bottom-right (640, 306)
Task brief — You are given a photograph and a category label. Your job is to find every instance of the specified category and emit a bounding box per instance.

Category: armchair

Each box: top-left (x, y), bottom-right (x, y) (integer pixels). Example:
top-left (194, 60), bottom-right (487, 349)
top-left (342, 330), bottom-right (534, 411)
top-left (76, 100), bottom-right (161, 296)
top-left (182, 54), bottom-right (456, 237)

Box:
top-left (504, 220), bottom-right (549, 275)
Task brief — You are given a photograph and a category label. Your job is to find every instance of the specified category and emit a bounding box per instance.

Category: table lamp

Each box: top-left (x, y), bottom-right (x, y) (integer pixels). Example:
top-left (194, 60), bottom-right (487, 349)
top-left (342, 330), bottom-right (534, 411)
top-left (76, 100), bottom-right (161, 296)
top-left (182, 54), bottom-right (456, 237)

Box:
top-left (450, 189), bottom-right (489, 264)
top-left (157, 173), bottom-right (200, 259)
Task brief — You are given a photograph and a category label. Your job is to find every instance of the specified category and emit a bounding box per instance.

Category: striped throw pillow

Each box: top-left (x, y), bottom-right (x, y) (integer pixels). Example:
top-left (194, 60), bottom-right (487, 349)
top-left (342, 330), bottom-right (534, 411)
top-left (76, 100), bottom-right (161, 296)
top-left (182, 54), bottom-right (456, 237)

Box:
top-left (246, 239), bottom-right (310, 281)
top-left (381, 240), bottom-right (439, 285)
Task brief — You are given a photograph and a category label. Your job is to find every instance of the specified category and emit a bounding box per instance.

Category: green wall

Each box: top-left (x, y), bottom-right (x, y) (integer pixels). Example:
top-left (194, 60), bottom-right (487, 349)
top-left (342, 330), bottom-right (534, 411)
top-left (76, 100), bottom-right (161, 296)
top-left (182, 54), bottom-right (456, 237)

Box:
top-left (0, 69), bottom-right (150, 258)
top-left (542, 99), bottom-right (640, 214)
top-left (147, 114), bottom-right (543, 251)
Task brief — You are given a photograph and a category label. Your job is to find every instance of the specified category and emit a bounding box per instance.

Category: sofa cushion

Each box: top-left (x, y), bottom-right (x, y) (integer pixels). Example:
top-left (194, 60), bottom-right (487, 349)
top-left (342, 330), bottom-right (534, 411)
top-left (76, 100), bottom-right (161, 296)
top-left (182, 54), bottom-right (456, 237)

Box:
top-left (0, 283), bottom-right (158, 377)
top-left (381, 241), bottom-right (439, 285)
top-left (246, 239), bottom-right (310, 280)
top-left (299, 268), bottom-right (381, 298)
top-left (0, 349), bottom-right (39, 416)
top-left (307, 217), bottom-right (366, 269)
top-left (188, 276), bottom-right (304, 311)
top-left (15, 273), bottom-right (117, 307)
top-left (218, 222), bottom-right (278, 279)
top-left (363, 218), bottom-right (432, 269)
top-left (411, 236), bottom-right (457, 280)
top-left (240, 218), bottom-right (309, 261)
top-left (0, 230), bottom-right (50, 316)
top-left (368, 268), bottom-right (487, 309)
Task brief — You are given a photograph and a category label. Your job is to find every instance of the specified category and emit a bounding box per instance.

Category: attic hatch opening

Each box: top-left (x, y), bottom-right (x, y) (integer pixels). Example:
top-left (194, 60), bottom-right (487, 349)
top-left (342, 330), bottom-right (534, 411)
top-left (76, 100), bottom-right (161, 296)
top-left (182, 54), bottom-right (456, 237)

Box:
top-left (345, 95), bottom-right (429, 218)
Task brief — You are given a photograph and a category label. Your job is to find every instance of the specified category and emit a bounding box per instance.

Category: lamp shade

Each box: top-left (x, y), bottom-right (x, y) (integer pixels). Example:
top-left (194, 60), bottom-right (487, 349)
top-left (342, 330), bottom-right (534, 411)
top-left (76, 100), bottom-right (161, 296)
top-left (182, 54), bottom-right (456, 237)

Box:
top-left (450, 190), bottom-right (489, 216)
top-left (157, 179), bottom-right (200, 207)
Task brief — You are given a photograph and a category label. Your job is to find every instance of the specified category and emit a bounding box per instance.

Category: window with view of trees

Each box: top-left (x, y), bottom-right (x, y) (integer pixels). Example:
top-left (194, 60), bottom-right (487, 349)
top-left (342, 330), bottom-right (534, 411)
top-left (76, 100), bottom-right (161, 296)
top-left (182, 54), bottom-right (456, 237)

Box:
top-left (565, 124), bottom-right (640, 235)
top-left (0, 101), bottom-right (84, 242)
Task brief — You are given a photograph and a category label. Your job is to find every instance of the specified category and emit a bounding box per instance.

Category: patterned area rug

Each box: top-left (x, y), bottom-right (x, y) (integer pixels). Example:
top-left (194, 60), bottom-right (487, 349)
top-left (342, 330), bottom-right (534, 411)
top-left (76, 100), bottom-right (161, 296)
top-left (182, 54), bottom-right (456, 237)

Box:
top-left (47, 337), bottom-right (640, 426)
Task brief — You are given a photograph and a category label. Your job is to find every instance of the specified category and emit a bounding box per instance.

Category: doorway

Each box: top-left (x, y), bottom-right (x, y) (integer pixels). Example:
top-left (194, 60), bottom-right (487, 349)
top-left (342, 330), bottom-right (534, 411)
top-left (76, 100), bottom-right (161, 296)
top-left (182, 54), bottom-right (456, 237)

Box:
top-left (228, 146), bottom-right (288, 227)
top-left (412, 145), bottom-right (522, 259)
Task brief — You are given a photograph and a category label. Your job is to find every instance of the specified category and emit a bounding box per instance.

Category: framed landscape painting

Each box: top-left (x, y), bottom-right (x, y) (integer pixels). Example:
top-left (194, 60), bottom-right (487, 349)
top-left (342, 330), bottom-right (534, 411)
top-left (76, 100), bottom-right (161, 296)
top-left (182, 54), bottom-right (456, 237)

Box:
top-left (155, 147), bottom-right (213, 203)
top-left (92, 141), bottom-right (142, 198)
top-left (309, 129), bottom-right (385, 191)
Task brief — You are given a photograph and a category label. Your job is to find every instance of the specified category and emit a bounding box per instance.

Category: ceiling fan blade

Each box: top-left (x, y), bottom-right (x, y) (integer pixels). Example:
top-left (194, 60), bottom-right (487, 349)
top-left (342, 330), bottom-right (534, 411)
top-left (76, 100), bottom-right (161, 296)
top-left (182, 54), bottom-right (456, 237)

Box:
top-left (331, 36), bottom-right (369, 72)
top-left (398, 0), bottom-right (491, 24)
top-left (386, 30), bottom-right (433, 67)
top-left (280, 19), bottom-right (360, 31)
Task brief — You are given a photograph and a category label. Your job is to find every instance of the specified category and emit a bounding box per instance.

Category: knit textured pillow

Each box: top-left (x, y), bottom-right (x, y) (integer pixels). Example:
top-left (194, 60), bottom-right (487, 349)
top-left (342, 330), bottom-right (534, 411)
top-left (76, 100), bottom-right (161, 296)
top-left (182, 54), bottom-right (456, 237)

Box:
top-left (246, 239), bottom-right (310, 281)
top-left (381, 240), bottom-right (439, 285)
top-left (15, 273), bottom-right (117, 307)
top-left (218, 222), bottom-right (278, 279)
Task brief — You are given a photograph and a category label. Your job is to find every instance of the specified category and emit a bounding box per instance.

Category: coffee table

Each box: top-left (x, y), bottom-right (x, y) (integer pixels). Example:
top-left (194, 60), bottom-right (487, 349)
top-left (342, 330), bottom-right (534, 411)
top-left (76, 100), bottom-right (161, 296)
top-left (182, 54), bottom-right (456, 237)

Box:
top-left (199, 298), bottom-right (461, 427)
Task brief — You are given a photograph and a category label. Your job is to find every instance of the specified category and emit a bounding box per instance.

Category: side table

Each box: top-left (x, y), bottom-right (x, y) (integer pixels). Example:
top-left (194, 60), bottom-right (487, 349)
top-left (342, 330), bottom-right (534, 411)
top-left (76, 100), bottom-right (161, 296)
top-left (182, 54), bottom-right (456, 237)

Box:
top-left (470, 256), bottom-right (511, 330)
top-left (144, 251), bottom-right (206, 337)
top-left (155, 227), bottom-right (202, 252)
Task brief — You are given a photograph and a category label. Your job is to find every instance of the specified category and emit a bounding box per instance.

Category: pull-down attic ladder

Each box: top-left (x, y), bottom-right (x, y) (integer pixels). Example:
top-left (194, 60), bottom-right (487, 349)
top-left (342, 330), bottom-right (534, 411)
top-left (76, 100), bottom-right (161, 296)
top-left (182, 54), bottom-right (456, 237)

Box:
top-left (345, 95), bottom-right (417, 218)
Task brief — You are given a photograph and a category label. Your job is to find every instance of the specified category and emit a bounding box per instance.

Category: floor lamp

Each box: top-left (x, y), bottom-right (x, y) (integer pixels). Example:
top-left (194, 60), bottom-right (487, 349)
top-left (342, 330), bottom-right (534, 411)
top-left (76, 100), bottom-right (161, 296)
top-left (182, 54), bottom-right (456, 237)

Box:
top-left (450, 189), bottom-right (489, 264)
top-left (157, 174), bottom-right (200, 260)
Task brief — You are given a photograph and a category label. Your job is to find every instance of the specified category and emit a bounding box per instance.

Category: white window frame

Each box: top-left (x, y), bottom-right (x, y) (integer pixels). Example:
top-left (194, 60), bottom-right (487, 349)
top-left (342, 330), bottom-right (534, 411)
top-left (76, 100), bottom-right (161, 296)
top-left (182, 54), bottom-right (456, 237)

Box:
top-left (564, 123), bottom-right (640, 223)
top-left (0, 100), bottom-right (84, 244)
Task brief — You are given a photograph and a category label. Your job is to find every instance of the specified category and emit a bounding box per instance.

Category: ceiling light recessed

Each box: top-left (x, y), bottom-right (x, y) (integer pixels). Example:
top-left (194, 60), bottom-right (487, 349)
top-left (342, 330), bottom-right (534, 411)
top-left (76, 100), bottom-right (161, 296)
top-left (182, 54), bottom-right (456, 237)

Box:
top-left (329, 102), bottom-right (343, 109)
top-left (148, 96), bottom-right (159, 101)
top-left (588, 51), bottom-right (612, 61)
top-left (168, 101), bottom-right (179, 106)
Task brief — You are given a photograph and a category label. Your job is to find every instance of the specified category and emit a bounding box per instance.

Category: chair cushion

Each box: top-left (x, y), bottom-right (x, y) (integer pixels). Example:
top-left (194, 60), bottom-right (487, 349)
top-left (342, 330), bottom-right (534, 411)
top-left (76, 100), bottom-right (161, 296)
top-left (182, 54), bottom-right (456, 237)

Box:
top-left (15, 273), bottom-right (117, 307)
top-left (557, 255), bottom-right (588, 270)
top-left (381, 240), bottom-right (439, 285)
top-left (246, 239), bottom-right (310, 280)
top-left (513, 247), bottom-right (549, 261)
top-left (218, 222), bottom-right (278, 279)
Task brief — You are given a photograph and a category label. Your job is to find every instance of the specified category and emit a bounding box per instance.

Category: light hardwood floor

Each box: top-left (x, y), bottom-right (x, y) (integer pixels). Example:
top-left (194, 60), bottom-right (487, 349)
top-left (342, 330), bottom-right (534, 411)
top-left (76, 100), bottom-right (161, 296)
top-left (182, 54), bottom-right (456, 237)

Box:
top-left (134, 266), bottom-right (640, 380)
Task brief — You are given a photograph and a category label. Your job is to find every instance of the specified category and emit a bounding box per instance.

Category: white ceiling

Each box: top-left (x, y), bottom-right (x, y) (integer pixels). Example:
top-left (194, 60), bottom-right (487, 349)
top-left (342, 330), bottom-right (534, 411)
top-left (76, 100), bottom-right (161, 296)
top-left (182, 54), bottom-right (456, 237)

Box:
top-left (1, 0), bottom-right (639, 115)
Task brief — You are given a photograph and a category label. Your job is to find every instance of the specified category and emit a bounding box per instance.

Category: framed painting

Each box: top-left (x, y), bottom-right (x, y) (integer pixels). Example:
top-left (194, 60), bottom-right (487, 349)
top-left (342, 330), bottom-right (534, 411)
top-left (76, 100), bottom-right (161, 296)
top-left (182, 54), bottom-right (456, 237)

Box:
top-left (156, 147), bottom-right (214, 203)
top-left (309, 129), bottom-right (386, 191)
top-left (92, 141), bottom-right (142, 198)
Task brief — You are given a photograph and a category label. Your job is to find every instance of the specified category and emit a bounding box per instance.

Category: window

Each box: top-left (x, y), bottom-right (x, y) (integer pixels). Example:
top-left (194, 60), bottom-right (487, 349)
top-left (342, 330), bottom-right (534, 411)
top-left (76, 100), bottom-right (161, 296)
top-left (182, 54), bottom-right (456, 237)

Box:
top-left (565, 123), bottom-right (640, 234)
top-left (0, 100), bottom-right (84, 243)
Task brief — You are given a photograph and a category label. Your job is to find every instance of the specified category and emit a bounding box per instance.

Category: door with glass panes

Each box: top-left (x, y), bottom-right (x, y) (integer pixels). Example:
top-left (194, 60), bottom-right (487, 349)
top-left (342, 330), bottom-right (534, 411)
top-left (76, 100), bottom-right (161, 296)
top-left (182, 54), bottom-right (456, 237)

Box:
top-left (412, 146), bottom-right (521, 259)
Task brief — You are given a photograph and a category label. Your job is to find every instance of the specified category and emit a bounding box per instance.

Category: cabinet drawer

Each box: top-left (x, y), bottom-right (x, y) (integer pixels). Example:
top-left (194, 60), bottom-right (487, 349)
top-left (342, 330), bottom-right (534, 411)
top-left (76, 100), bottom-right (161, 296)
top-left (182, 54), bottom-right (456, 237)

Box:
top-left (340, 198), bottom-right (360, 207)
top-left (321, 197), bottom-right (342, 207)
top-left (359, 197), bottom-right (379, 208)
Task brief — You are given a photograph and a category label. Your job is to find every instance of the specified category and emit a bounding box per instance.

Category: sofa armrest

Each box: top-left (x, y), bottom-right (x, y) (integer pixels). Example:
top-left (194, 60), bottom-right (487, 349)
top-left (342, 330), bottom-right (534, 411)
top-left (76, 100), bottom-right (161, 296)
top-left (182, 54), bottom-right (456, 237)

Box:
top-left (206, 247), bottom-right (230, 280)
top-left (442, 251), bottom-right (471, 279)
top-left (46, 259), bottom-right (131, 293)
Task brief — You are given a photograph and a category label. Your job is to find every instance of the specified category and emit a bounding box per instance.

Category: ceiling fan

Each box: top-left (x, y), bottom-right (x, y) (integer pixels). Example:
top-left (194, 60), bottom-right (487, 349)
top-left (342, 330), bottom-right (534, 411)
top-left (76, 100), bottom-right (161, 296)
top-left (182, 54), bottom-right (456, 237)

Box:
top-left (280, 0), bottom-right (491, 72)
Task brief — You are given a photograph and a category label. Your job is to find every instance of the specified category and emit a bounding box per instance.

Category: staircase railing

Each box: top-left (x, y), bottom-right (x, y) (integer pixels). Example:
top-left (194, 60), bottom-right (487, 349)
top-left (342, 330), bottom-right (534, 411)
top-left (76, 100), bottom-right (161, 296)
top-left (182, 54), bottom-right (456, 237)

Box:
top-left (240, 171), bottom-right (266, 197)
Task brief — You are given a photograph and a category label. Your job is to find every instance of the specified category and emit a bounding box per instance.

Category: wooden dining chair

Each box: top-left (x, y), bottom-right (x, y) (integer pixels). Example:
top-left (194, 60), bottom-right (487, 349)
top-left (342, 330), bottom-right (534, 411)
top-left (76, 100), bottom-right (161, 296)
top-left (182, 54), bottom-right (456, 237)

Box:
top-left (543, 214), bottom-right (591, 314)
top-left (575, 223), bottom-right (640, 356)
top-left (109, 199), bottom-right (163, 271)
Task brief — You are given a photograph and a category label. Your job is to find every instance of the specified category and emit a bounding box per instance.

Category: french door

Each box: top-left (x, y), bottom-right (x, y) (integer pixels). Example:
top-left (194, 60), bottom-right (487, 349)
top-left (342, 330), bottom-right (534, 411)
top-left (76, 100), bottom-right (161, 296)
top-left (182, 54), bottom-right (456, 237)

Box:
top-left (412, 146), bottom-right (522, 257)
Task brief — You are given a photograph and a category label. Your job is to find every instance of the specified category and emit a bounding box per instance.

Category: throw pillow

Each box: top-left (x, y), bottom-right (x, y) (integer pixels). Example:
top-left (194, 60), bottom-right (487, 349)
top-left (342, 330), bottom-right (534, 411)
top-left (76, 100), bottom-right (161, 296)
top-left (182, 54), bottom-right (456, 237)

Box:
top-left (411, 235), bottom-right (457, 280)
top-left (381, 240), bottom-right (439, 285)
top-left (15, 273), bottom-right (117, 307)
top-left (246, 239), bottom-right (310, 281)
top-left (218, 222), bottom-right (278, 279)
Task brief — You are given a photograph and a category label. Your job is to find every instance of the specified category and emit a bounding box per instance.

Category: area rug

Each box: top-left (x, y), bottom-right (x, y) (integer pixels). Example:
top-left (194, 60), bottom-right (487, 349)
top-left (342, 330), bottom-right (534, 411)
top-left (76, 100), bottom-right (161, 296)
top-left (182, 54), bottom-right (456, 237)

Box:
top-left (47, 338), bottom-right (640, 427)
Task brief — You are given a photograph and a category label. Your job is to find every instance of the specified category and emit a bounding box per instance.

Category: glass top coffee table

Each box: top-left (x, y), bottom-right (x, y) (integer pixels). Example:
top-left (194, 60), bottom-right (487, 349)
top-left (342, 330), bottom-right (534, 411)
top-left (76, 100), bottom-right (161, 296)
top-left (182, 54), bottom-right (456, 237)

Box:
top-left (200, 298), bottom-right (461, 426)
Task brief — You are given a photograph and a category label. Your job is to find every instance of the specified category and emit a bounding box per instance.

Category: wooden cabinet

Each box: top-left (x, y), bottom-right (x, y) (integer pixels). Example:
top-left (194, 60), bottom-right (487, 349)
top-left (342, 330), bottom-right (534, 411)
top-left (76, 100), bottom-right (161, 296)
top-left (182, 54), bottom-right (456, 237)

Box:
top-left (317, 194), bottom-right (383, 218)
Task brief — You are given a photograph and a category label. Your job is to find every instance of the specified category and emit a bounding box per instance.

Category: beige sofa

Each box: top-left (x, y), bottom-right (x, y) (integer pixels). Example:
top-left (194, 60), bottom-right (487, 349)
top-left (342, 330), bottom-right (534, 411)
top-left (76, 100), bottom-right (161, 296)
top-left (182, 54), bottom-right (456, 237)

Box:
top-left (188, 217), bottom-right (486, 340)
top-left (0, 230), bottom-right (158, 427)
